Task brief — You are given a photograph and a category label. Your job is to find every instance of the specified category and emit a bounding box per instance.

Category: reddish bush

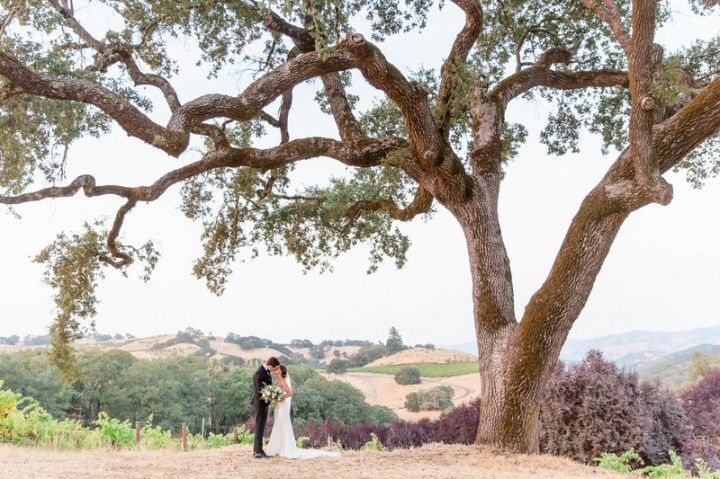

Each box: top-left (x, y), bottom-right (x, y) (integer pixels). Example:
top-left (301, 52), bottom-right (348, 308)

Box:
top-left (638, 381), bottom-right (690, 465)
top-left (301, 420), bottom-right (388, 450)
top-left (682, 371), bottom-right (720, 440)
top-left (302, 420), bottom-right (348, 448)
top-left (299, 400), bottom-right (479, 450)
top-left (681, 371), bottom-right (720, 469)
top-left (433, 399), bottom-right (480, 444)
top-left (339, 423), bottom-right (389, 450)
top-left (385, 418), bottom-right (435, 449)
top-left (538, 351), bottom-right (687, 466)
top-left (681, 438), bottom-right (720, 472)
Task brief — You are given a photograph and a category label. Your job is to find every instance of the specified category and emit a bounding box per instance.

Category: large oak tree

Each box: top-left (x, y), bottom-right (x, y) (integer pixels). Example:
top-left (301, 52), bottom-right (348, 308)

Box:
top-left (1, 0), bottom-right (719, 453)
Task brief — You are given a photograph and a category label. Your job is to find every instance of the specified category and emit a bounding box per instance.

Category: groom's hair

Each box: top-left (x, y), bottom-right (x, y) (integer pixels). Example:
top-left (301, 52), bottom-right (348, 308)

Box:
top-left (266, 357), bottom-right (280, 367)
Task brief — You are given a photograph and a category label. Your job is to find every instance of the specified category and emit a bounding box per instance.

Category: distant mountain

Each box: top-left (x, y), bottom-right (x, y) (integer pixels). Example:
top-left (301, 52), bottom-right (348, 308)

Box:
top-left (559, 324), bottom-right (720, 366)
top-left (638, 343), bottom-right (720, 388)
top-left (444, 324), bottom-right (720, 371)
top-left (443, 342), bottom-right (478, 355)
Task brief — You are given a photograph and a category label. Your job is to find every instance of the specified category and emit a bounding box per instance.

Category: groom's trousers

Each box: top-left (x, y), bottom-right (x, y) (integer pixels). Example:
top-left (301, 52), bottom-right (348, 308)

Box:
top-left (253, 402), bottom-right (268, 453)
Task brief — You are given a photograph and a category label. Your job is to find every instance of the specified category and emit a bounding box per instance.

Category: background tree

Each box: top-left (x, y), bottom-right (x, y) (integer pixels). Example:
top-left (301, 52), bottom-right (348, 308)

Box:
top-left (75, 350), bottom-right (136, 422)
top-left (1, 0), bottom-right (720, 453)
top-left (688, 352), bottom-right (714, 383)
top-left (385, 327), bottom-right (405, 355)
top-left (326, 357), bottom-right (349, 374)
top-left (394, 366), bottom-right (421, 385)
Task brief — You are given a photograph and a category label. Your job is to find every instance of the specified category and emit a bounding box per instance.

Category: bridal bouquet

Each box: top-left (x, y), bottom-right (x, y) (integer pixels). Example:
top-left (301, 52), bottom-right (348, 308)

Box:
top-left (260, 384), bottom-right (285, 404)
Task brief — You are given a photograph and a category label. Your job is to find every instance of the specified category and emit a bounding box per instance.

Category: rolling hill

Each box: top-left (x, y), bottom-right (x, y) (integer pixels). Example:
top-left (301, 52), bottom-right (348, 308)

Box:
top-left (638, 343), bottom-right (720, 388)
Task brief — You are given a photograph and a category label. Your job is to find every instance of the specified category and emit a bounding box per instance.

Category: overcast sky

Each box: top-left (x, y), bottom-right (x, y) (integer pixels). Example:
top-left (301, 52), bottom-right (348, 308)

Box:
top-left (1, 1), bottom-right (718, 346)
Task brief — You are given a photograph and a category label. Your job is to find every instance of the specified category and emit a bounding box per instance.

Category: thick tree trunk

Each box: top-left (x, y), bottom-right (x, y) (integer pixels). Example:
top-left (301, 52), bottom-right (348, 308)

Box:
top-left (453, 167), bottom-right (637, 454)
top-left (449, 176), bottom-right (543, 452)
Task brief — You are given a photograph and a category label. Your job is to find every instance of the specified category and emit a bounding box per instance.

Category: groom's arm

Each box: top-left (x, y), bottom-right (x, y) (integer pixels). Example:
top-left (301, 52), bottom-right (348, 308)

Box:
top-left (253, 370), bottom-right (263, 393)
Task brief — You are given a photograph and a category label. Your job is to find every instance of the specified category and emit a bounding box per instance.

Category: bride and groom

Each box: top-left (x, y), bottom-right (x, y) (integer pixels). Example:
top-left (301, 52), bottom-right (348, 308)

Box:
top-left (251, 357), bottom-right (340, 459)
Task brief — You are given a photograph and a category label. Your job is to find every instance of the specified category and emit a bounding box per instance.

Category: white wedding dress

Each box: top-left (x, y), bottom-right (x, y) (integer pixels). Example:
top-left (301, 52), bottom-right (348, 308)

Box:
top-left (265, 375), bottom-right (341, 459)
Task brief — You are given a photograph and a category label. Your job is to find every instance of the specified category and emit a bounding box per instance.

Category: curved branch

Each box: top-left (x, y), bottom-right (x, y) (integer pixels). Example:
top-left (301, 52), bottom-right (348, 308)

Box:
top-left (489, 44), bottom-right (628, 106)
top-left (260, 9), bottom-right (365, 141)
top-left (347, 36), bottom-right (444, 169)
top-left (0, 137), bottom-right (407, 206)
top-left (99, 199), bottom-right (137, 269)
top-left (0, 175), bottom-right (132, 204)
top-left (0, 49), bottom-right (189, 156)
top-left (50, 0), bottom-right (180, 112)
top-left (345, 186), bottom-right (433, 227)
top-left (0, 39), bottom-right (368, 157)
top-left (436, 0), bottom-right (483, 135)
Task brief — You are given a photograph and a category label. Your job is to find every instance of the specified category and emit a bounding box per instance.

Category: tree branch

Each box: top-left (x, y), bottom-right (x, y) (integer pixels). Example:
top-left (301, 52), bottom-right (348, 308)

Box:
top-left (509, 73), bottom-right (720, 409)
top-left (345, 186), bottom-right (433, 227)
top-left (489, 45), bottom-right (627, 106)
top-left (345, 35), bottom-right (445, 170)
top-left (320, 73), bottom-right (366, 140)
top-left (436, 0), bottom-right (483, 136)
top-left (0, 137), bottom-right (407, 206)
top-left (626, 0), bottom-right (672, 204)
top-left (48, 0), bottom-right (182, 113)
top-left (260, 9), bottom-right (365, 141)
top-left (580, 0), bottom-right (631, 55)
top-left (0, 39), bottom-right (373, 157)
top-left (99, 199), bottom-right (137, 269)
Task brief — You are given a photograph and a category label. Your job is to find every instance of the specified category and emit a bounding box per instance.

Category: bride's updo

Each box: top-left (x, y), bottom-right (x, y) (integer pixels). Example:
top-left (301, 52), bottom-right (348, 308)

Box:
top-left (279, 365), bottom-right (288, 378)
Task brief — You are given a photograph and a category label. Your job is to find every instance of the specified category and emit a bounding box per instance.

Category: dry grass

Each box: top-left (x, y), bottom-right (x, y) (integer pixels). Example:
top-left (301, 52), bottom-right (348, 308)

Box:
top-left (368, 348), bottom-right (477, 367)
top-left (0, 443), bottom-right (626, 479)
top-left (325, 372), bottom-right (482, 420)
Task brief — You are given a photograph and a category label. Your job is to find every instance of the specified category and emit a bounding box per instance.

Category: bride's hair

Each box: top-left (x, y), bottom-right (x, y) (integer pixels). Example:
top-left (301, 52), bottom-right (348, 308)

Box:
top-left (279, 365), bottom-right (288, 378)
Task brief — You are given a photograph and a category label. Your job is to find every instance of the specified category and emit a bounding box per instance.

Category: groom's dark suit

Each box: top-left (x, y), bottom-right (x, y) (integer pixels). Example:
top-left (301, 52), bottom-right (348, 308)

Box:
top-left (251, 364), bottom-right (272, 454)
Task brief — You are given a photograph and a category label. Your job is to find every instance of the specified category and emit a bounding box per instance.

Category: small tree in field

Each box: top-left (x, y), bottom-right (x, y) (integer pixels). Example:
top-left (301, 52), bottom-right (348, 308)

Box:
top-left (326, 358), bottom-right (348, 374)
top-left (385, 327), bottom-right (405, 355)
top-left (1, 0), bottom-right (720, 453)
top-left (395, 367), bottom-right (421, 385)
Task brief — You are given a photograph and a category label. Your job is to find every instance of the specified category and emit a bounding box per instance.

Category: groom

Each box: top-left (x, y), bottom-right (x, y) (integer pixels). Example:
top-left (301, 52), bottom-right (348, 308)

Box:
top-left (251, 356), bottom-right (280, 458)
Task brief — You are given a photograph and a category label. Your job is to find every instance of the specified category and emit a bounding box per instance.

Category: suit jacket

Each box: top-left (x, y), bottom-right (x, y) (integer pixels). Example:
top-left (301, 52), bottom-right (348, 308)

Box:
top-left (251, 365), bottom-right (272, 407)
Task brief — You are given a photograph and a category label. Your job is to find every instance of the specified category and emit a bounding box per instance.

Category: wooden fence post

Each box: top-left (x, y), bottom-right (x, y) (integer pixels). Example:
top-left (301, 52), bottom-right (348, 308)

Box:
top-left (135, 421), bottom-right (141, 447)
top-left (181, 423), bottom-right (188, 451)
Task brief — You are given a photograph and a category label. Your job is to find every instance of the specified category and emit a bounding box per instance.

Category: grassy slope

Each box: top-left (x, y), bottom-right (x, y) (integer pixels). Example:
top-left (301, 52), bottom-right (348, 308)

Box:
top-left (348, 361), bottom-right (478, 377)
top-left (638, 344), bottom-right (720, 388)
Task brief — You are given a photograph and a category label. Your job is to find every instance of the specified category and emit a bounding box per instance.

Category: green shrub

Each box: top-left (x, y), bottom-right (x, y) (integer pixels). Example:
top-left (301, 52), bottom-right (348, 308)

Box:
top-left (594, 448), bottom-right (643, 473)
top-left (595, 449), bottom-right (720, 478)
top-left (346, 345), bottom-right (388, 368)
top-left (394, 367), bottom-right (421, 385)
top-left (360, 432), bottom-right (388, 452)
top-left (309, 345), bottom-right (326, 360)
top-left (326, 358), bottom-right (348, 374)
top-left (232, 425), bottom-right (255, 444)
top-left (94, 412), bottom-right (135, 448)
top-left (203, 432), bottom-right (234, 449)
top-left (404, 386), bottom-right (453, 412)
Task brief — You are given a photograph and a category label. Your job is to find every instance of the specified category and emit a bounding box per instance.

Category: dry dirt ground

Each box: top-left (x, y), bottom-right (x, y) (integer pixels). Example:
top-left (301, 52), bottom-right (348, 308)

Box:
top-left (0, 443), bottom-right (626, 479)
top-left (325, 372), bottom-right (482, 420)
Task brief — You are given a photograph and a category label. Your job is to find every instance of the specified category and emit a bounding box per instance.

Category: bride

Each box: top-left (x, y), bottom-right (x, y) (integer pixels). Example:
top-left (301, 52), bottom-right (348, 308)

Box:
top-left (265, 365), bottom-right (341, 459)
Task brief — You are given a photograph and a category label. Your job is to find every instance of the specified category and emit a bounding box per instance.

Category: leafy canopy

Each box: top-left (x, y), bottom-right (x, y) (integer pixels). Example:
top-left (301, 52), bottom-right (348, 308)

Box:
top-left (1, 0), bottom-right (719, 373)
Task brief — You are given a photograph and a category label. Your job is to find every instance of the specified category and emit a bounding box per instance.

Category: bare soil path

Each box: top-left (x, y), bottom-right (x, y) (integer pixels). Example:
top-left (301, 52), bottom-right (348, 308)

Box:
top-left (324, 372), bottom-right (481, 420)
